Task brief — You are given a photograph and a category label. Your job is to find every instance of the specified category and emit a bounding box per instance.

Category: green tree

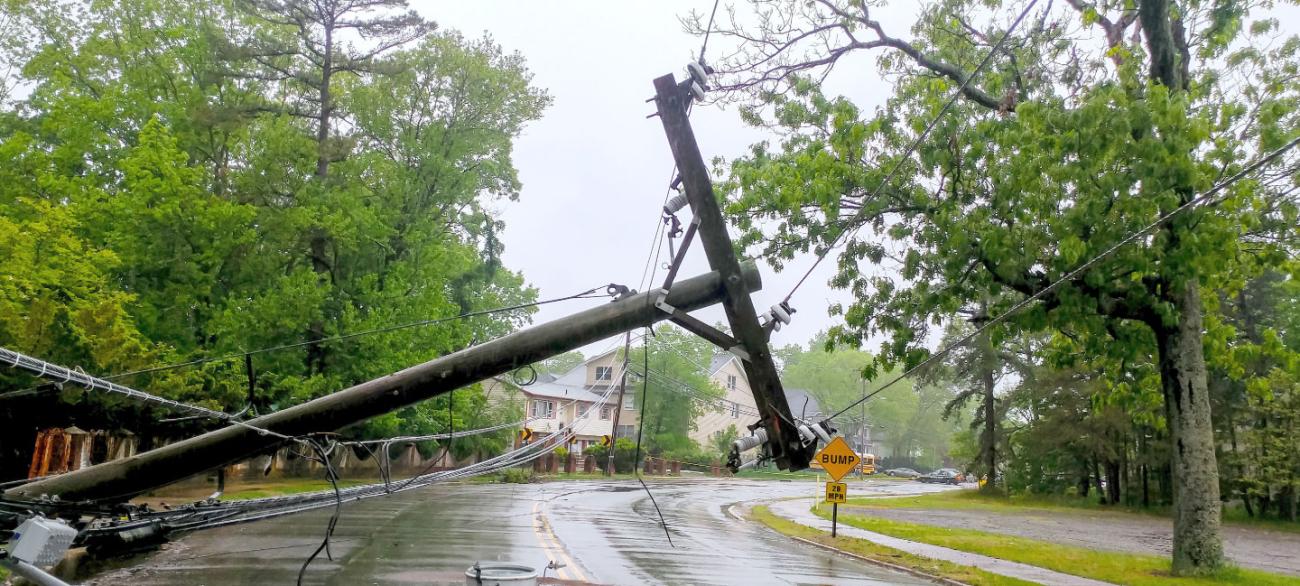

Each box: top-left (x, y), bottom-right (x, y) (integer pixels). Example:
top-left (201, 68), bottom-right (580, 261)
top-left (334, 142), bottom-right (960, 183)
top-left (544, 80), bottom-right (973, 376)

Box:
top-left (0, 0), bottom-right (549, 478)
top-left (698, 0), bottom-right (1298, 573)
top-left (634, 325), bottom-right (725, 456)
top-left (779, 332), bottom-right (961, 466)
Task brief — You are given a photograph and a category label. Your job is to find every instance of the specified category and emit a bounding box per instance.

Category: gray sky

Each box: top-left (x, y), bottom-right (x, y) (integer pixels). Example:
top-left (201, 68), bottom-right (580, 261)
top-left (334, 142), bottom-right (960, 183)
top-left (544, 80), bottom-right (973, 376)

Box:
top-left (410, 1), bottom-right (1300, 359)
top-left (411, 1), bottom-right (920, 355)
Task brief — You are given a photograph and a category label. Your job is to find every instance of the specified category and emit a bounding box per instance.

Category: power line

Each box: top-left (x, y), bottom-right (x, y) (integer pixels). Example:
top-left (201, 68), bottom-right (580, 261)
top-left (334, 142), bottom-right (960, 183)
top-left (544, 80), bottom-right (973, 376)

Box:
top-left (781, 0), bottom-right (1040, 304)
top-left (827, 134), bottom-right (1300, 422)
top-left (0, 346), bottom-right (294, 441)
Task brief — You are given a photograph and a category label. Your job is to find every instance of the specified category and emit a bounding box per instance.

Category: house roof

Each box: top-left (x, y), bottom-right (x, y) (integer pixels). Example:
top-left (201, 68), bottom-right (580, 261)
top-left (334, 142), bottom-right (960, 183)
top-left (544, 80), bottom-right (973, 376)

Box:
top-left (709, 353), bottom-right (736, 376)
top-left (784, 388), bottom-right (822, 419)
top-left (553, 347), bottom-right (618, 386)
top-left (518, 380), bottom-right (606, 403)
top-left (520, 347), bottom-right (620, 403)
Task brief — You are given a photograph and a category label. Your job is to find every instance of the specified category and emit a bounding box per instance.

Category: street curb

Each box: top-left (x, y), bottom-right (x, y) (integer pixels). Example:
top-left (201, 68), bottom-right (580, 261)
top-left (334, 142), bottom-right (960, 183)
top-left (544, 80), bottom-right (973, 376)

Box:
top-left (784, 534), bottom-right (971, 586)
top-left (735, 504), bottom-right (969, 586)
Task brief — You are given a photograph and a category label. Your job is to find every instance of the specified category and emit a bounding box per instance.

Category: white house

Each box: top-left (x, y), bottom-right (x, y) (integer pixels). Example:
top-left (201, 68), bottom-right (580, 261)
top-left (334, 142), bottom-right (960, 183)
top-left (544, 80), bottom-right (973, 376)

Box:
top-left (486, 349), bottom-right (638, 455)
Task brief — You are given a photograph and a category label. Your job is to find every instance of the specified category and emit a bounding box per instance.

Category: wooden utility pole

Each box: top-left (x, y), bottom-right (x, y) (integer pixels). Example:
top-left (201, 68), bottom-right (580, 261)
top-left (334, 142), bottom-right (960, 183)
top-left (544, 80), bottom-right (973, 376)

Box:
top-left (652, 74), bottom-right (814, 470)
top-left (607, 331), bottom-right (632, 476)
top-left (7, 265), bottom-right (761, 502)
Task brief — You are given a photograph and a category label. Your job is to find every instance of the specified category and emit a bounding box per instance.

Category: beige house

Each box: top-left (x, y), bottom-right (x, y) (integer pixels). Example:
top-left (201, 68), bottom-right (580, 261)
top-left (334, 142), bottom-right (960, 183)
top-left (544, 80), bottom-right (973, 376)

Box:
top-left (689, 353), bottom-right (857, 454)
top-left (486, 349), bottom-right (638, 455)
top-left (689, 353), bottom-right (760, 449)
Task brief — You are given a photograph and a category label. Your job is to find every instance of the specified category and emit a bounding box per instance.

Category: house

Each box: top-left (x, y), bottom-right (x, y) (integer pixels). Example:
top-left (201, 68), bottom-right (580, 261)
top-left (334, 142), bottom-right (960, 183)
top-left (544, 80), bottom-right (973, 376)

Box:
top-left (485, 349), bottom-right (638, 455)
top-left (689, 353), bottom-right (759, 449)
top-left (689, 354), bottom-right (874, 456)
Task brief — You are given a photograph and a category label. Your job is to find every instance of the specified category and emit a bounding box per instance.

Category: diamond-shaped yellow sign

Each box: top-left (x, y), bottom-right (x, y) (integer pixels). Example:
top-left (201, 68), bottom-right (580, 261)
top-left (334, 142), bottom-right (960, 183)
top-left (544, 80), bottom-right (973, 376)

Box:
top-left (814, 436), bottom-right (860, 482)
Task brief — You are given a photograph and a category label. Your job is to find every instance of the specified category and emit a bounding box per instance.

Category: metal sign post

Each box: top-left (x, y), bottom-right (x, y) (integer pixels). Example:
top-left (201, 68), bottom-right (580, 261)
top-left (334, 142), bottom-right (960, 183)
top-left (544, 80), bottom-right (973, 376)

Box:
top-left (824, 481), bottom-right (847, 537)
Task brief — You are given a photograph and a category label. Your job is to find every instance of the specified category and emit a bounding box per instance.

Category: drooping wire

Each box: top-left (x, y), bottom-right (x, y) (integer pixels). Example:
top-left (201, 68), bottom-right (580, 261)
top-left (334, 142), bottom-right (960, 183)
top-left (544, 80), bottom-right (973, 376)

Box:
top-left (632, 327), bottom-right (674, 547)
top-left (0, 346), bottom-right (295, 440)
top-left (826, 134), bottom-right (1300, 422)
top-left (296, 438), bottom-right (342, 586)
top-left (781, 0), bottom-right (1040, 304)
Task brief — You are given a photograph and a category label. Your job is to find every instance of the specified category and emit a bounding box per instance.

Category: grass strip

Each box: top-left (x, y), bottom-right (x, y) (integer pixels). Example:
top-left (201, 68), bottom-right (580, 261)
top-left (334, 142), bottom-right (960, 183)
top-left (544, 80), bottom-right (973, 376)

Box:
top-left (845, 490), bottom-right (1300, 535)
top-left (749, 505), bottom-right (1036, 586)
top-left (814, 504), bottom-right (1300, 586)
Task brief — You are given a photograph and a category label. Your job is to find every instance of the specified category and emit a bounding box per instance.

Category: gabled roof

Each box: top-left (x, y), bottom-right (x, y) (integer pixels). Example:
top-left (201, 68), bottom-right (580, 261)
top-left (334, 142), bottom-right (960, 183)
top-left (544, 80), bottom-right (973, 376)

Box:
top-left (519, 347), bottom-right (620, 403)
top-left (518, 380), bottom-right (605, 403)
top-left (784, 388), bottom-right (822, 419)
top-left (709, 352), bottom-right (736, 376)
top-left (553, 347), bottom-right (618, 386)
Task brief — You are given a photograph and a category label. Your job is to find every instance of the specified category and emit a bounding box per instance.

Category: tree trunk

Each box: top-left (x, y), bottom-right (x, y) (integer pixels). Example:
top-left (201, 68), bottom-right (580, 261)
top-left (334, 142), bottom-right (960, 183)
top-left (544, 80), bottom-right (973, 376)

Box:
top-left (1281, 486), bottom-right (1298, 523)
top-left (1155, 284), bottom-right (1224, 574)
top-left (305, 21), bottom-right (335, 375)
top-left (1093, 458), bottom-right (1107, 504)
top-left (978, 299), bottom-right (997, 492)
top-left (1106, 458), bottom-right (1121, 506)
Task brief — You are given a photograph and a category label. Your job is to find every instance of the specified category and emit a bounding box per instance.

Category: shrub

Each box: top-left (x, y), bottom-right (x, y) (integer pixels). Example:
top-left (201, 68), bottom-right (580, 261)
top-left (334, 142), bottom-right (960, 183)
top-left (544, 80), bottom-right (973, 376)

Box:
top-left (497, 468), bottom-right (533, 484)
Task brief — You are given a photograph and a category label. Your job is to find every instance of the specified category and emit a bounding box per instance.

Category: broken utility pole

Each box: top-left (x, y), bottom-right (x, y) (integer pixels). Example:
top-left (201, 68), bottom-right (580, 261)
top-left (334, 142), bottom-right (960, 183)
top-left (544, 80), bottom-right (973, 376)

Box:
top-left (652, 73), bottom-right (815, 471)
top-left (7, 265), bottom-right (762, 503)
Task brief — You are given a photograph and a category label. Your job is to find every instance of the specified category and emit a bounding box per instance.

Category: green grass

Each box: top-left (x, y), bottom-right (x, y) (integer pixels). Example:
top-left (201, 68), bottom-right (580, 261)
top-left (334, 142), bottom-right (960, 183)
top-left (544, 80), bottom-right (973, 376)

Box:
top-left (217, 478), bottom-right (369, 501)
top-left (749, 505), bottom-right (1035, 586)
top-left (814, 504), bottom-right (1300, 586)
top-left (845, 489), bottom-right (1300, 534)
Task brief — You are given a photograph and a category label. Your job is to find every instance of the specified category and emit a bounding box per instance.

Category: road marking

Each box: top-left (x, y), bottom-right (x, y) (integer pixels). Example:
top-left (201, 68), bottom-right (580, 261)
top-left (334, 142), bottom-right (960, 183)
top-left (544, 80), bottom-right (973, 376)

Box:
top-left (530, 498), bottom-right (566, 582)
top-left (532, 500), bottom-right (590, 583)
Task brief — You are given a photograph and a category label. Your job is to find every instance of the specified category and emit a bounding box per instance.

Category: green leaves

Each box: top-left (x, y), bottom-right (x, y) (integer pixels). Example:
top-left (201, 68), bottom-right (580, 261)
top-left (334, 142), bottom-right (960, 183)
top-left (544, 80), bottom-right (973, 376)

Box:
top-left (0, 1), bottom-right (547, 451)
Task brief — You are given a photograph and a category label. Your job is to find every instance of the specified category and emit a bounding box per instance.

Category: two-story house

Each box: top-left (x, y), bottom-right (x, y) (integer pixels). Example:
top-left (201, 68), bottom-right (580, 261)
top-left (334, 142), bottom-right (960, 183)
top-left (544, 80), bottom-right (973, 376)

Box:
top-left (690, 353), bottom-right (873, 456)
top-left (487, 349), bottom-right (638, 455)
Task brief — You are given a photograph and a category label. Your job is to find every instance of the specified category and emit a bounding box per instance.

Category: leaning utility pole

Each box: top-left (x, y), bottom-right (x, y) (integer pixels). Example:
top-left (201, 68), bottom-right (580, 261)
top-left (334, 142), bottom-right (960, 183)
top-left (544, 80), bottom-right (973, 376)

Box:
top-left (651, 73), bottom-right (815, 471)
top-left (606, 331), bottom-right (632, 476)
top-left (7, 266), bottom-right (761, 503)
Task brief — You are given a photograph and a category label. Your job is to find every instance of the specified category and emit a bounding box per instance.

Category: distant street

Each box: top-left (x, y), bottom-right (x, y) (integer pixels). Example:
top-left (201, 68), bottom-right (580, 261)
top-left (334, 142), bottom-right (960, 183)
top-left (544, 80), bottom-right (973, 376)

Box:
top-left (83, 477), bottom-right (957, 585)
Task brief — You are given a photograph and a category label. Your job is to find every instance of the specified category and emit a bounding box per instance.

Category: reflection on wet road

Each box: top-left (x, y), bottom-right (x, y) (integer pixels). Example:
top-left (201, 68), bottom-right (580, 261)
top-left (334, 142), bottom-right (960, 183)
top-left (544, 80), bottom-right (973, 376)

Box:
top-left (85, 478), bottom-right (953, 585)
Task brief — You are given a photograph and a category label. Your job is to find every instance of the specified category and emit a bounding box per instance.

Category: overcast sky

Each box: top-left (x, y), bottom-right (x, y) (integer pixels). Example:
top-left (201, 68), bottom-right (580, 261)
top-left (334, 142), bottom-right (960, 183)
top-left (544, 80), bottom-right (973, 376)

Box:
top-left (408, 1), bottom-right (924, 356)
top-left (409, 1), bottom-right (1299, 358)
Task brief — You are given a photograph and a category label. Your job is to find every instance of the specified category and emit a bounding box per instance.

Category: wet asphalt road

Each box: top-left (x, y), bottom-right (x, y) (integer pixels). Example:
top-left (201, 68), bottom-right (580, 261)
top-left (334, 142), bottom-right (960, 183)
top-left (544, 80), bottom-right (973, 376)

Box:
top-left (83, 477), bottom-right (956, 586)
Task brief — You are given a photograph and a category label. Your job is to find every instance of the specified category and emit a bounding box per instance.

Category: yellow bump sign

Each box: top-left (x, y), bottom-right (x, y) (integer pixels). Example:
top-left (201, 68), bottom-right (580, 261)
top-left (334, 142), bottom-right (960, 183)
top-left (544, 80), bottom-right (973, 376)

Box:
top-left (825, 481), bottom-right (847, 504)
top-left (814, 436), bottom-right (860, 482)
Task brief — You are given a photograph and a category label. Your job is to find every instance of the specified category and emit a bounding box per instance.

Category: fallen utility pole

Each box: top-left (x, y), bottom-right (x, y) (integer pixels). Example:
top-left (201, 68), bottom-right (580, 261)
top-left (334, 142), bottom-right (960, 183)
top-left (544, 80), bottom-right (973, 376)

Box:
top-left (652, 73), bottom-right (815, 471)
top-left (7, 265), bottom-right (761, 503)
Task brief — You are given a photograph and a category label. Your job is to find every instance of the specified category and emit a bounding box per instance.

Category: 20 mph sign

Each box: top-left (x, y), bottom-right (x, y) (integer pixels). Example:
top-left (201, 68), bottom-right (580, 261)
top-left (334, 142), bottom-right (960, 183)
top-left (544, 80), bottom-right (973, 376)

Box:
top-left (814, 436), bottom-right (860, 482)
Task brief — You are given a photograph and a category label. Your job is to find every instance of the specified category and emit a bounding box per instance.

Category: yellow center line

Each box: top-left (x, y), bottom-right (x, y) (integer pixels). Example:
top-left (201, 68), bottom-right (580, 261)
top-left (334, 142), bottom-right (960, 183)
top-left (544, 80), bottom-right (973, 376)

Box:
top-left (532, 499), bottom-right (590, 583)
top-left (531, 501), bottom-right (571, 580)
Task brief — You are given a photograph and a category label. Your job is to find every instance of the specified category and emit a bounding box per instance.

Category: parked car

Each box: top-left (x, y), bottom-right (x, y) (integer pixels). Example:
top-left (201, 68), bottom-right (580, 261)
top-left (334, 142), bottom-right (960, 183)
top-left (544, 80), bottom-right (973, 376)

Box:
top-left (884, 467), bottom-right (921, 478)
top-left (918, 469), bottom-right (962, 485)
top-left (937, 468), bottom-right (966, 482)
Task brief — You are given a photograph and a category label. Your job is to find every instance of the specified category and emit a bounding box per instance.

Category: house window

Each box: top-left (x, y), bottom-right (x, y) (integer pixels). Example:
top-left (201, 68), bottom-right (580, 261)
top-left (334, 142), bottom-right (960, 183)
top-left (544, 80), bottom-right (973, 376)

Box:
top-left (579, 403), bottom-right (590, 417)
top-left (531, 400), bottom-right (555, 419)
top-left (726, 374), bottom-right (737, 390)
top-left (622, 393), bottom-right (635, 410)
top-left (595, 366), bottom-right (613, 381)
top-left (731, 401), bottom-right (739, 418)
top-left (600, 406), bottom-right (613, 420)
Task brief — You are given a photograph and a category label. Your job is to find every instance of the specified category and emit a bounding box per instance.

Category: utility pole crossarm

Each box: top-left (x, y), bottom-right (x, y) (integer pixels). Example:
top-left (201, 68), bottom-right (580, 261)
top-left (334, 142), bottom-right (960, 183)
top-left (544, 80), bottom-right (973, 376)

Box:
top-left (652, 74), bottom-right (814, 471)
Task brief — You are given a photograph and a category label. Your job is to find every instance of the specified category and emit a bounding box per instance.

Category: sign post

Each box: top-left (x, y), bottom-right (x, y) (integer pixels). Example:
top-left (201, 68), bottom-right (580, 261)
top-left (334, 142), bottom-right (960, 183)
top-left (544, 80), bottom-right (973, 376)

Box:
top-left (825, 481), bottom-right (848, 536)
top-left (814, 437), bottom-right (859, 538)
